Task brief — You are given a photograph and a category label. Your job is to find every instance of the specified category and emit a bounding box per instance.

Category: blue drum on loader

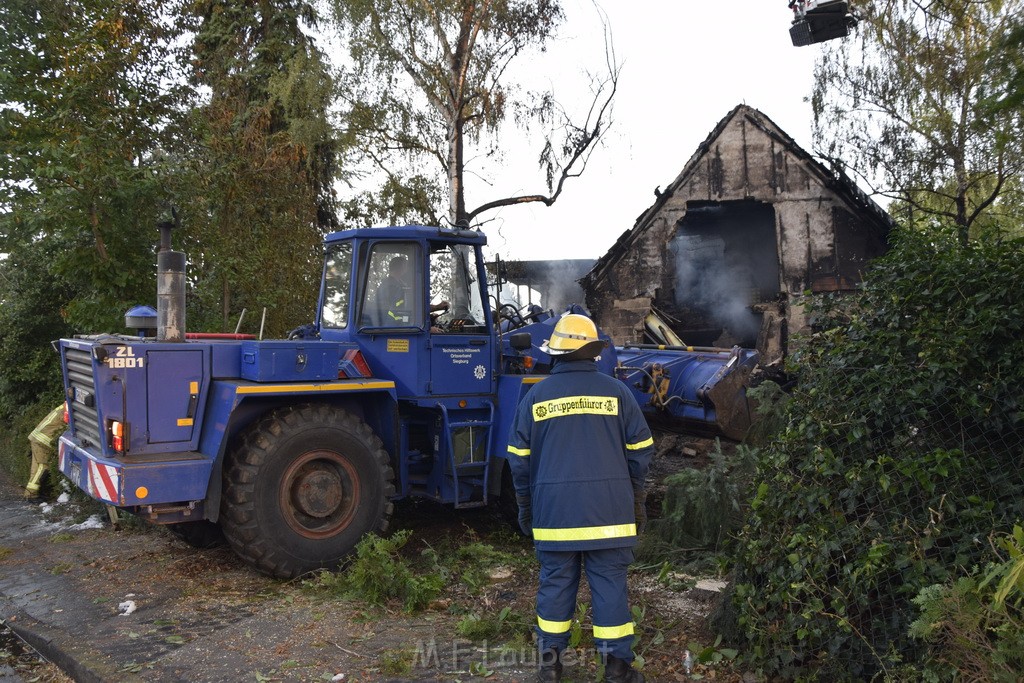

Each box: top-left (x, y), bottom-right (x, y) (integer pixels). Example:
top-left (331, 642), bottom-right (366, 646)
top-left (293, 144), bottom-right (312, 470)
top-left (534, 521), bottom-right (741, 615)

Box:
top-left (56, 223), bottom-right (758, 578)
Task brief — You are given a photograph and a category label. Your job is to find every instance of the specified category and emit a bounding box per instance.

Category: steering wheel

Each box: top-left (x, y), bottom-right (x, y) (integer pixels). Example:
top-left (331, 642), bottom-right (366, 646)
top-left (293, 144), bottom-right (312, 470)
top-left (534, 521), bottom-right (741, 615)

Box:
top-left (499, 303), bottom-right (528, 329)
top-left (500, 303), bottom-right (548, 331)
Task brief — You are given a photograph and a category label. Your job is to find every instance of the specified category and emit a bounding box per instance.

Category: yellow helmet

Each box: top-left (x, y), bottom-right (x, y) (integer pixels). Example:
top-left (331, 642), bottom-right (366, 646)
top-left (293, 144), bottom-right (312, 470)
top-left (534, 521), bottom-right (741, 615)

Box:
top-left (540, 314), bottom-right (606, 358)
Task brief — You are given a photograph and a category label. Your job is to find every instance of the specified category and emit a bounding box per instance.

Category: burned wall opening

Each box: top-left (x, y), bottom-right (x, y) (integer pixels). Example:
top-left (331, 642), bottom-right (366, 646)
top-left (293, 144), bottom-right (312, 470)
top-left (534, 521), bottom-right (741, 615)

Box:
top-left (667, 200), bottom-right (780, 348)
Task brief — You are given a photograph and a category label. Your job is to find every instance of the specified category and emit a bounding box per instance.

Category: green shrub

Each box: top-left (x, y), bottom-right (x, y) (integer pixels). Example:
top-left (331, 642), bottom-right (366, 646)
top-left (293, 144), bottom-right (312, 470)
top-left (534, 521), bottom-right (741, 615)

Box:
top-left (731, 231), bottom-right (1024, 680)
top-left (639, 442), bottom-right (756, 562)
top-left (909, 525), bottom-right (1024, 681)
top-left (0, 399), bottom-right (64, 491)
top-left (305, 530), bottom-right (443, 612)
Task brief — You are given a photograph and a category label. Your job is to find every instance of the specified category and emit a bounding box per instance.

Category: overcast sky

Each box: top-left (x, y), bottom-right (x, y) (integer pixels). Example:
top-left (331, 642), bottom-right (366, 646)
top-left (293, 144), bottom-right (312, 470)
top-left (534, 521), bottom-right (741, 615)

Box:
top-left (477, 1), bottom-right (825, 261)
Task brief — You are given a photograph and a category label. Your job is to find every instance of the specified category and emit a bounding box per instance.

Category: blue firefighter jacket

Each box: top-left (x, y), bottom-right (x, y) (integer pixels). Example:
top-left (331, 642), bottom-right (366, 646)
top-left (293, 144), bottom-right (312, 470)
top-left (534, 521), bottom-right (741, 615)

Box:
top-left (506, 360), bottom-right (655, 551)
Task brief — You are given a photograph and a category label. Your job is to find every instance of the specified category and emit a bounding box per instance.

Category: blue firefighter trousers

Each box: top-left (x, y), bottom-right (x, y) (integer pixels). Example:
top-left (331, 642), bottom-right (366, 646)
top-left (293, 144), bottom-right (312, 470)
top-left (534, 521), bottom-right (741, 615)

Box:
top-left (535, 546), bottom-right (635, 661)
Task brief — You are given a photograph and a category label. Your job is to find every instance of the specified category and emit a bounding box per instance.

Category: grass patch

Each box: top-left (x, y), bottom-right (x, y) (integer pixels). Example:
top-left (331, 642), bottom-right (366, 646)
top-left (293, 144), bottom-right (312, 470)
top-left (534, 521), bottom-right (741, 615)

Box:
top-left (378, 648), bottom-right (414, 676)
top-left (49, 562), bottom-right (73, 575)
top-left (0, 547), bottom-right (12, 561)
top-left (48, 532), bottom-right (75, 543)
top-left (304, 529), bottom-right (525, 614)
top-left (456, 606), bottom-right (528, 642)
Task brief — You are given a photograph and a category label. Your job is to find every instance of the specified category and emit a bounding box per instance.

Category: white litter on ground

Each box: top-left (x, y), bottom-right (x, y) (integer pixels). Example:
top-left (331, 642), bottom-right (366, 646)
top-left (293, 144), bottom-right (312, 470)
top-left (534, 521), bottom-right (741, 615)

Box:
top-left (118, 600), bottom-right (137, 616)
top-left (70, 515), bottom-right (104, 531)
top-left (56, 492), bottom-right (71, 504)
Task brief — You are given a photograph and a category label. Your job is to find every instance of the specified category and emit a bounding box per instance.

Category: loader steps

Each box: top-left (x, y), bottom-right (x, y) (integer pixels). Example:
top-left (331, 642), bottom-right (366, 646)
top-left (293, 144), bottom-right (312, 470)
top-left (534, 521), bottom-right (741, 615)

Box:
top-left (438, 401), bottom-right (495, 509)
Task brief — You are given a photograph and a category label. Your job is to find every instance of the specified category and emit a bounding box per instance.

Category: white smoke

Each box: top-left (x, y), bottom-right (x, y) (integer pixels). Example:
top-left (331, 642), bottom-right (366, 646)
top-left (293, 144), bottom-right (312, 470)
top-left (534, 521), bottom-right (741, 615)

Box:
top-left (671, 231), bottom-right (763, 343)
top-left (537, 260), bottom-right (593, 312)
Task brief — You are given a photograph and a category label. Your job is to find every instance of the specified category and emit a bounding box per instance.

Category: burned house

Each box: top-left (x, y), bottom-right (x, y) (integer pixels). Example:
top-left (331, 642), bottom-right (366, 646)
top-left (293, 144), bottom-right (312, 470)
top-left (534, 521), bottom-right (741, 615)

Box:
top-left (581, 104), bottom-right (892, 368)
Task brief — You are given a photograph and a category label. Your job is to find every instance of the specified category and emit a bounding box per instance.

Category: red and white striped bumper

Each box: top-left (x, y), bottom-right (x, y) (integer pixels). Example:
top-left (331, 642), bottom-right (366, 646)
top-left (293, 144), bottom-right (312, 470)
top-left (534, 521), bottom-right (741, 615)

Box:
top-left (58, 436), bottom-right (122, 504)
top-left (57, 435), bottom-right (215, 507)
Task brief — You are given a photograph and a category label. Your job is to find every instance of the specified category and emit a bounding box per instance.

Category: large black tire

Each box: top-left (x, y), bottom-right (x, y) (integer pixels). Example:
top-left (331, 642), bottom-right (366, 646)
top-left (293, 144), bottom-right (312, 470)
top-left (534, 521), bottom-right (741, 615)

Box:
top-left (168, 520), bottom-right (225, 549)
top-left (220, 404), bottom-right (395, 579)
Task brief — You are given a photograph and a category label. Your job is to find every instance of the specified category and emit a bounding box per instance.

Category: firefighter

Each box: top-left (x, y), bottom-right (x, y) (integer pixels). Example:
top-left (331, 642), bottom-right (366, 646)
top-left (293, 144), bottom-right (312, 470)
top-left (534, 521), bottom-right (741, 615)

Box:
top-left (378, 255), bottom-right (448, 326)
top-left (25, 403), bottom-right (66, 498)
top-left (507, 314), bottom-right (654, 683)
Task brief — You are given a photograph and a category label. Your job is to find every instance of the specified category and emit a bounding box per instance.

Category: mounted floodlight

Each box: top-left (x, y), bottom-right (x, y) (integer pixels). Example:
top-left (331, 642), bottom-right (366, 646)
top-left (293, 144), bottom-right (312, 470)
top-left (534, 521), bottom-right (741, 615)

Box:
top-left (789, 0), bottom-right (859, 46)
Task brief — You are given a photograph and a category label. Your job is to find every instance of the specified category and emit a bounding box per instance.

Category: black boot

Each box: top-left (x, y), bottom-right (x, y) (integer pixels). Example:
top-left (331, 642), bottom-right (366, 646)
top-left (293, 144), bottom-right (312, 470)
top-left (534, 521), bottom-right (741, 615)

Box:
top-left (604, 654), bottom-right (645, 683)
top-left (537, 647), bottom-right (562, 682)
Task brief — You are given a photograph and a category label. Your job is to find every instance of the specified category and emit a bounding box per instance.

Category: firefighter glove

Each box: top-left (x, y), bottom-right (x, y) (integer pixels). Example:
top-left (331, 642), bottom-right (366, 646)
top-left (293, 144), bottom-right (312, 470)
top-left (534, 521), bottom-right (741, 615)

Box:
top-left (516, 495), bottom-right (532, 536)
top-left (633, 488), bottom-right (647, 535)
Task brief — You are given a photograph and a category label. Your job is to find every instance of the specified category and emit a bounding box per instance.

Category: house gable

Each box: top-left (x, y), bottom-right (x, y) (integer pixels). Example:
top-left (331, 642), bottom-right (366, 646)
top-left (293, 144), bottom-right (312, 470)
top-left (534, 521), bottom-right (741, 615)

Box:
top-left (582, 104), bottom-right (891, 362)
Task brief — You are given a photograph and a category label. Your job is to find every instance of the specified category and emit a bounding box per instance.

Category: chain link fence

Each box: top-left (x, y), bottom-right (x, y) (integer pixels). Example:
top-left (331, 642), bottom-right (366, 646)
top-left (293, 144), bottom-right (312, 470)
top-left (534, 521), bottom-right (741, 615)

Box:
top-left (732, 365), bottom-right (1024, 679)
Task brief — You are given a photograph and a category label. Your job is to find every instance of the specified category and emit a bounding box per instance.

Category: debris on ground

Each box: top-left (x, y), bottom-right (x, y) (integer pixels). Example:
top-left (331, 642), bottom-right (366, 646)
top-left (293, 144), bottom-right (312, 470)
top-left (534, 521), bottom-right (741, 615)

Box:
top-left (0, 435), bottom-right (748, 682)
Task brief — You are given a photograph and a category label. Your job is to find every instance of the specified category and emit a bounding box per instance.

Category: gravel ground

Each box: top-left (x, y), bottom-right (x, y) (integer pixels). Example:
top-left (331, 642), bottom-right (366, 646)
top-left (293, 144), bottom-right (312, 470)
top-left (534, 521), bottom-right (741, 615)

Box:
top-left (0, 435), bottom-right (741, 682)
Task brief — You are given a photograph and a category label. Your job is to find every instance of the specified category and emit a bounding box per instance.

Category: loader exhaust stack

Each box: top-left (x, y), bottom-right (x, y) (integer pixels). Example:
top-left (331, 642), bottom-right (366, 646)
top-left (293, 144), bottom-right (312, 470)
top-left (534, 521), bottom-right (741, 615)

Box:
top-left (156, 216), bottom-right (186, 343)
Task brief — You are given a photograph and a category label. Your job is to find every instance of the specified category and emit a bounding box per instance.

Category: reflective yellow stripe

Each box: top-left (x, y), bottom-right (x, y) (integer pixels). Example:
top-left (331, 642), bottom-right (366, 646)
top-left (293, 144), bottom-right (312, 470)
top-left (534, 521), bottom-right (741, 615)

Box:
top-left (532, 523), bottom-right (636, 542)
top-left (626, 437), bottom-right (654, 450)
top-left (235, 381), bottom-right (395, 394)
top-left (533, 396), bottom-right (618, 422)
top-left (507, 445), bottom-right (531, 457)
top-left (537, 616), bottom-right (572, 634)
top-left (593, 622), bottom-right (635, 639)
top-left (29, 405), bottom-right (66, 446)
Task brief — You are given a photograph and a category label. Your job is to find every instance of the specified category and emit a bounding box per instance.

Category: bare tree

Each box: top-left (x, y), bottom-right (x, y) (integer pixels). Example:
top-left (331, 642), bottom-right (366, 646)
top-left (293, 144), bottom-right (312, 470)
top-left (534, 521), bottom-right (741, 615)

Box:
top-left (333, 0), bottom-right (619, 228)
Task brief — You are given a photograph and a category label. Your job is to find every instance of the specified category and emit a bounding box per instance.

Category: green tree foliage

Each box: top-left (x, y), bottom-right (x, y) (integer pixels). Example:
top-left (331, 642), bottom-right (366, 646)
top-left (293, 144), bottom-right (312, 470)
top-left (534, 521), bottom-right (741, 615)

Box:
top-left (0, 242), bottom-right (73, 417)
top-left (812, 0), bottom-right (1024, 245)
top-left (331, 0), bottom-right (618, 226)
top-left (0, 0), bottom-right (343, 430)
top-left (0, 0), bottom-right (187, 332)
top-left (731, 230), bottom-right (1024, 679)
top-left (0, 0), bottom-right (187, 420)
top-left (986, 13), bottom-right (1024, 114)
top-left (178, 0), bottom-right (338, 334)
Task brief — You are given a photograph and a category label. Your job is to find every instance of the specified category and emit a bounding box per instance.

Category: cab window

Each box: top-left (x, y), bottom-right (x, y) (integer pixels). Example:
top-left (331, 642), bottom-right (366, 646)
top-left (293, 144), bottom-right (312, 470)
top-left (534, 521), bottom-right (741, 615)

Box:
top-left (362, 242), bottom-right (423, 328)
top-left (430, 243), bottom-right (487, 332)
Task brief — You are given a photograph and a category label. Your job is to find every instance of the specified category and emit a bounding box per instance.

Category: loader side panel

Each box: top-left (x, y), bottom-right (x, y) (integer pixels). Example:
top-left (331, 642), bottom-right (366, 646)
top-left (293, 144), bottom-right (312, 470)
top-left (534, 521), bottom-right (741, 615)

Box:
top-left (146, 349), bottom-right (203, 443)
top-left (493, 376), bottom-right (540, 451)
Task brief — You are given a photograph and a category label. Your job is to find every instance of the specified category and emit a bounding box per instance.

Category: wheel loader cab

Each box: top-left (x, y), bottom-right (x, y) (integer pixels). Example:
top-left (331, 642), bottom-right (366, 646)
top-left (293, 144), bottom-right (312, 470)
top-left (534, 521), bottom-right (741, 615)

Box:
top-left (316, 226), bottom-right (496, 399)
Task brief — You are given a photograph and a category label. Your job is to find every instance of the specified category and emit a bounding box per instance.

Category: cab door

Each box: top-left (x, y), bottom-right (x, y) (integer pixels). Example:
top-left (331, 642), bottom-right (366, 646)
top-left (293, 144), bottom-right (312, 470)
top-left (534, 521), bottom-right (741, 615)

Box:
top-left (352, 240), bottom-right (429, 398)
top-left (429, 333), bottom-right (491, 395)
top-left (428, 243), bottom-right (496, 397)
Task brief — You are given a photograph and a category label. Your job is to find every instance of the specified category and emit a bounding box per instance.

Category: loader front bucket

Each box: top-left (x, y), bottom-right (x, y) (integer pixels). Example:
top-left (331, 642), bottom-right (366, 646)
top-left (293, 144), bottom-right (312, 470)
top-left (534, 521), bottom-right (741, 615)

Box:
top-left (615, 345), bottom-right (759, 441)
